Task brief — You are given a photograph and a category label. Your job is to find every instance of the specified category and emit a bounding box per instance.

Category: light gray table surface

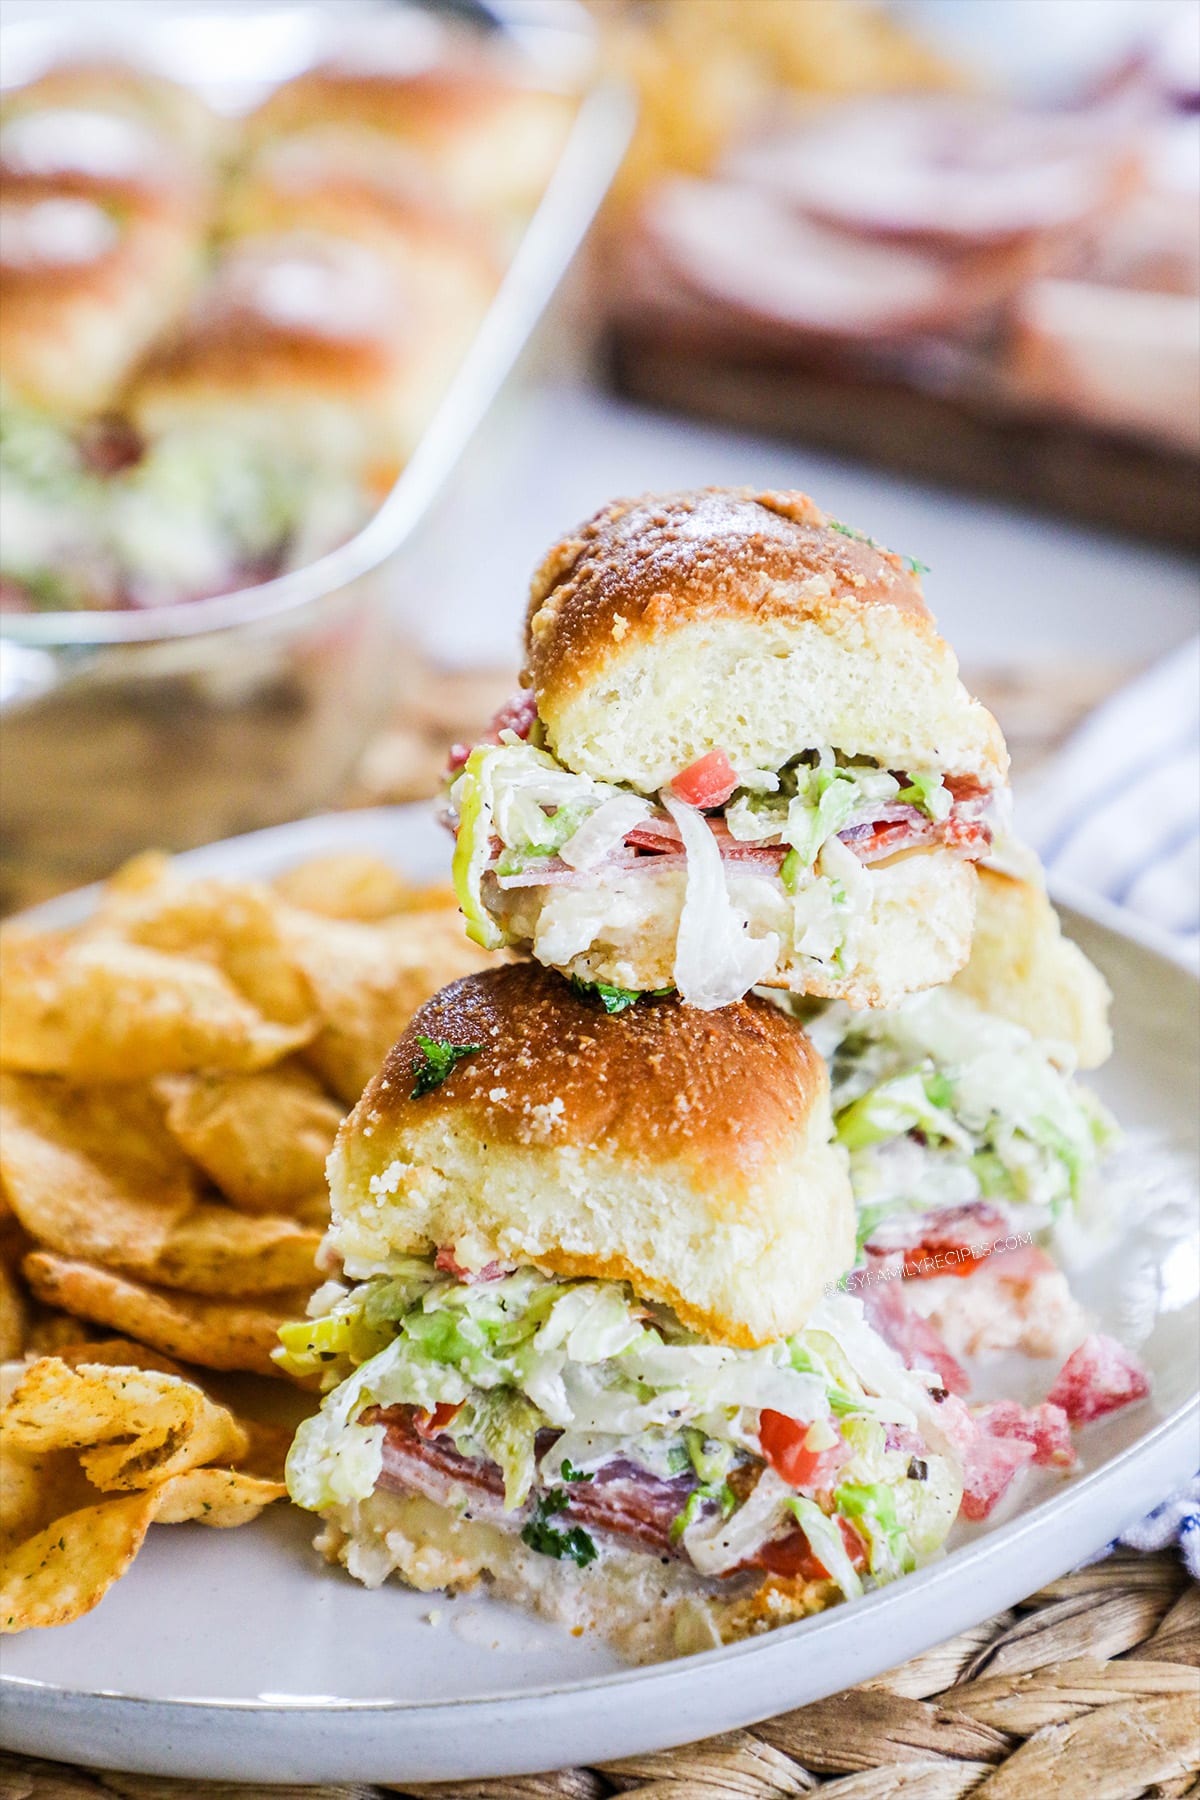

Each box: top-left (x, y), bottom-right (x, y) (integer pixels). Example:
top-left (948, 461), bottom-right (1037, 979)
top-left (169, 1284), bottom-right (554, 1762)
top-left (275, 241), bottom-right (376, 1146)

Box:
top-left (401, 377), bottom-right (1200, 677)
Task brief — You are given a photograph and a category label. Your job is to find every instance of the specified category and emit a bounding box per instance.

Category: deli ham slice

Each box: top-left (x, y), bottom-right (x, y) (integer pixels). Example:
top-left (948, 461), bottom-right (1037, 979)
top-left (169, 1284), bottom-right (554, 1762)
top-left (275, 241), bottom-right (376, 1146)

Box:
top-left (860, 1277), bottom-right (971, 1398)
top-left (370, 1407), bottom-right (696, 1556)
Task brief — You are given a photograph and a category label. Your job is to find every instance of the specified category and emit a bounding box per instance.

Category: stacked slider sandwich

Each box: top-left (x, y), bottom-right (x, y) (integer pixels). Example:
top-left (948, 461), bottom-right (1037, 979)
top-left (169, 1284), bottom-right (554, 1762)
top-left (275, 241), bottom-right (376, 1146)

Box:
top-left (283, 488), bottom-right (1144, 1656)
top-left (282, 965), bottom-right (963, 1659)
top-left (448, 488), bottom-right (1006, 1009)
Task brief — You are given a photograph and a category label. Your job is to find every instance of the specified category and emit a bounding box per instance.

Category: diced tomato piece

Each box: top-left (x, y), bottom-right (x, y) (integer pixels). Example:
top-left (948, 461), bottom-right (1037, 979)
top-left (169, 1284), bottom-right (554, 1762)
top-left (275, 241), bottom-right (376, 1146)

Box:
top-left (434, 1246), bottom-right (507, 1284)
top-left (973, 1400), bottom-right (1076, 1470)
top-left (757, 1515), bottom-right (867, 1581)
top-left (944, 774), bottom-right (990, 803)
top-left (959, 1431), bottom-right (1036, 1521)
top-left (1047, 1334), bottom-right (1151, 1425)
top-left (414, 1401), bottom-right (462, 1437)
top-left (759, 1410), bottom-right (848, 1489)
top-left (669, 748), bottom-right (739, 809)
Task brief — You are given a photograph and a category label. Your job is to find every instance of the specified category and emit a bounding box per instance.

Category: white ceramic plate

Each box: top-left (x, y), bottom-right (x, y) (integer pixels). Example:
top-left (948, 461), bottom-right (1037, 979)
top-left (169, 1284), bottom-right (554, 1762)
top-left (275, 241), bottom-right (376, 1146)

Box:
top-left (3, 806), bottom-right (1197, 1784)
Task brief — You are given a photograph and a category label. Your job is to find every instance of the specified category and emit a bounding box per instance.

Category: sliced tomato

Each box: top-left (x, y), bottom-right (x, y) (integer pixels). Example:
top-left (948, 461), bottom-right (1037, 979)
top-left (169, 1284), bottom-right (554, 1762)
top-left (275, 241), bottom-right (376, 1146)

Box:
top-left (669, 748), bottom-right (739, 809)
top-left (758, 1516), bottom-right (867, 1581)
top-left (758, 1410), bottom-right (848, 1488)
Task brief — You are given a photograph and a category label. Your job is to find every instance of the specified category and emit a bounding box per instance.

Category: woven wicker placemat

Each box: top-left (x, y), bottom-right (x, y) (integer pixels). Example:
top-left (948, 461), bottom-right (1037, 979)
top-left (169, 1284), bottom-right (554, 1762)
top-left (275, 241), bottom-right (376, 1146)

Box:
top-left (1, 1550), bottom-right (1195, 1799)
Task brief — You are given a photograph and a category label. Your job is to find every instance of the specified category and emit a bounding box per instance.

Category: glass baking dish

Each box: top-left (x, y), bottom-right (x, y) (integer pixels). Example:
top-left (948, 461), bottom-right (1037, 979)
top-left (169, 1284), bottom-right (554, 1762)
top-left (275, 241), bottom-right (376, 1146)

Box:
top-left (0, 1), bottom-right (633, 909)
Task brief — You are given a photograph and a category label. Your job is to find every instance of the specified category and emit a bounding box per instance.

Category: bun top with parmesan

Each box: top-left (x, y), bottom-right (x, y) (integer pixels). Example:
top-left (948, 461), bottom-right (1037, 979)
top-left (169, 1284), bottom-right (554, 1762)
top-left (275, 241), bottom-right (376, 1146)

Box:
top-left (524, 487), bottom-right (1007, 794)
top-left (328, 962), bottom-right (855, 1347)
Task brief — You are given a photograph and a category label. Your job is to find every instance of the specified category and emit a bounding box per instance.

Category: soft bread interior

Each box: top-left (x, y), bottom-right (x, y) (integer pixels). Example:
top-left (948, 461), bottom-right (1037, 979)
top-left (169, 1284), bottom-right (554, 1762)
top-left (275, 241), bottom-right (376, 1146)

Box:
top-left (490, 848), bottom-right (978, 1011)
top-left (952, 868), bottom-right (1112, 1067)
top-left (329, 1113), bottom-right (853, 1349)
top-left (317, 1489), bottom-right (834, 1665)
top-left (538, 613), bottom-right (1006, 794)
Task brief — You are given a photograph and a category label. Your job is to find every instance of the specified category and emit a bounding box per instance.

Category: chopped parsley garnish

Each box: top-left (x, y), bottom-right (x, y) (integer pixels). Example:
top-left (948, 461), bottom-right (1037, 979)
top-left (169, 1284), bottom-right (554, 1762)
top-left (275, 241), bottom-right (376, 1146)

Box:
top-left (569, 976), bottom-right (674, 1014)
top-left (560, 1459), bottom-right (594, 1484)
top-left (904, 556), bottom-right (930, 575)
top-left (520, 1488), bottom-right (597, 1566)
top-left (410, 1035), bottom-right (482, 1098)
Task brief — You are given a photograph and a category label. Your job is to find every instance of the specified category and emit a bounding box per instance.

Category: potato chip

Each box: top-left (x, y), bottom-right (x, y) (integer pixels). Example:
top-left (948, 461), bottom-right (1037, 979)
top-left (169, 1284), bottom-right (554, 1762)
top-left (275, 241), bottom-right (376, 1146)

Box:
top-left (22, 1254), bottom-right (309, 1377)
top-left (0, 932), bottom-right (311, 1078)
top-left (0, 1430), bottom-right (95, 1547)
top-left (151, 1207), bottom-right (321, 1298)
top-left (0, 1257), bottom-right (26, 1363)
top-left (51, 1337), bottom-right (188, 1379)
top-left (279, 904), bottom-right (493, 1104)
top-left (273, 852), bottom-right (455, 922)
top-left (93, 868), bottom-right (316, 1027)
top-left (235, 1418), bottom-right (296, 1484)
top-left (152, 1465), bottom-right (285, 1526)
top-left (0, 1072), bottom-right (198, 1263)
top-left (0, 1075), bottom-right (321, 1296)
top-left (1, 1490), bottom-right (161, 1632)
top-left (155, 1062), bottom-right (344, 1214)
top-left (2, 1358), bottom-right (248, 1491)
top-left (23, 1308), bottom-right (100, 1356)
top-left (0, 1354), bottom-right (285, 1633)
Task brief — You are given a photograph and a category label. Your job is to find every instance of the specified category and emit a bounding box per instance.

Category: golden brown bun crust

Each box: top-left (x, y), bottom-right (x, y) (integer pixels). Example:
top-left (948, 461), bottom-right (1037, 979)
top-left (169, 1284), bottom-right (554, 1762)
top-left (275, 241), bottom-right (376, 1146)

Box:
top-left (251, 61), bottom-right (558, 152)
top-left (524, 487), bottom-right (932, 699)
top-left (366, 961), bottom-right (825, 1193)
top-left (331, 962), bottom-right (852, 1345)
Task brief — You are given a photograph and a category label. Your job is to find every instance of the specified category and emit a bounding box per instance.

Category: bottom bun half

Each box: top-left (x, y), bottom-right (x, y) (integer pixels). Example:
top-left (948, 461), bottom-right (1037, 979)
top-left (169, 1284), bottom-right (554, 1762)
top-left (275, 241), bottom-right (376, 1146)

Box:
top-left (490, 848), bottom-right (976, 1010)
top-left (316, 1489), bottom-right (836, 1665)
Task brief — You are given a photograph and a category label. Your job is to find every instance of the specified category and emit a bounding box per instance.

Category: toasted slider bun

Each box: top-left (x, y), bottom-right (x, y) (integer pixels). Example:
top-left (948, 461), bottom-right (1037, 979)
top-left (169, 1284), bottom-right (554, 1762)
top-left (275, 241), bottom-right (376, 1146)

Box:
top-left (491, 844), bottom-right (978, 1011)
top-left (127, 228), bottom-right (470, 487)
top-left (249, 52), bottom-right (571, 230)
top-left (0, 60), bottom-right (226, 167)
top-left (328, 962), bottom-right (855, 1348)
top-left (524, 488), bottom-right (1008, 795)
top-left (220, 130), bottom-right (498, 352)
top-left (317, 1486), bottom-right (830, 1664)
top-left (0, 81), bottom-right (211, 414)
top-left (952, 867), bottom-right (1113, 1068)
top-left (0, 186), bottom-right (202, 415)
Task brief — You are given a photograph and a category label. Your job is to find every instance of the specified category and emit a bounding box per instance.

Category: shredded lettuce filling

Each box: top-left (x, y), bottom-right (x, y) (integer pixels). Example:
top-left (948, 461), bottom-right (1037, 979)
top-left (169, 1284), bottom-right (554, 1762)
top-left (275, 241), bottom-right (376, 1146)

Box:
top-left (281, 1263), bottom-right (959, 1596)
top-left (796, 989), bottom-right (1116, 1229)
top-left (449, 740), bottom-right (963, 1008)
top-left (0, 404), bottom-right (366, 611)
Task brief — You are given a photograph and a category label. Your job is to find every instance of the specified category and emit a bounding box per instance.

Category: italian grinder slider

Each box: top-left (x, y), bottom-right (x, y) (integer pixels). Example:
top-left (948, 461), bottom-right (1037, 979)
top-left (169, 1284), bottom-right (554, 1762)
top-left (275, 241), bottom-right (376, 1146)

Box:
top-left (449, 487), bottom-right (1009, 1009)
top-left (282, 965), bottom-right (961, 1662)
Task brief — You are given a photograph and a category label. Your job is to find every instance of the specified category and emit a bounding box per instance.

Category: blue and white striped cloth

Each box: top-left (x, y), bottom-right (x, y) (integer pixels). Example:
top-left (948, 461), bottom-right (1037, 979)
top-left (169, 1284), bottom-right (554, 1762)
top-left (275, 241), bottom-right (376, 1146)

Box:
top-left (1018, 636), bottom-right (1200, 963)
top-left (1021, 637), bottom-right (1199, 1576)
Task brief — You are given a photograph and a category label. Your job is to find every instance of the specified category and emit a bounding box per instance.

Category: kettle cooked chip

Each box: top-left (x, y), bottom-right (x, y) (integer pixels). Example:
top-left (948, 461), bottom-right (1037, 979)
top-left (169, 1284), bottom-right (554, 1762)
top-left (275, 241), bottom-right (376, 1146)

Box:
top-left (0, 933), bottom-right (312, 1079)
top-left (0, 1357), bottom-right (285, 1633)
top-left (273, 851), bottom-right (455, 921)
top-left (279, 904), bottom-right (493, 1104)
top-left (155, 1063), bottom-right (344, 1214)
top-left (0, 1074), bottom-right (322, 1296)
top-left (92, 873), bottom-right (316, 1028)
top-left (22, 1253), bottom-right (311, 1377)
top-left (2, 1358), bottom-right (248, 1491)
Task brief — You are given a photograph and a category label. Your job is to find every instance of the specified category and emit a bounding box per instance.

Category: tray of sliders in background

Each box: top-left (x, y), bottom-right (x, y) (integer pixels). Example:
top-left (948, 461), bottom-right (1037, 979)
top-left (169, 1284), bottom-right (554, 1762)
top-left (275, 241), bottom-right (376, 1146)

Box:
top-left (0, 0), bottom-right (633, 907)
